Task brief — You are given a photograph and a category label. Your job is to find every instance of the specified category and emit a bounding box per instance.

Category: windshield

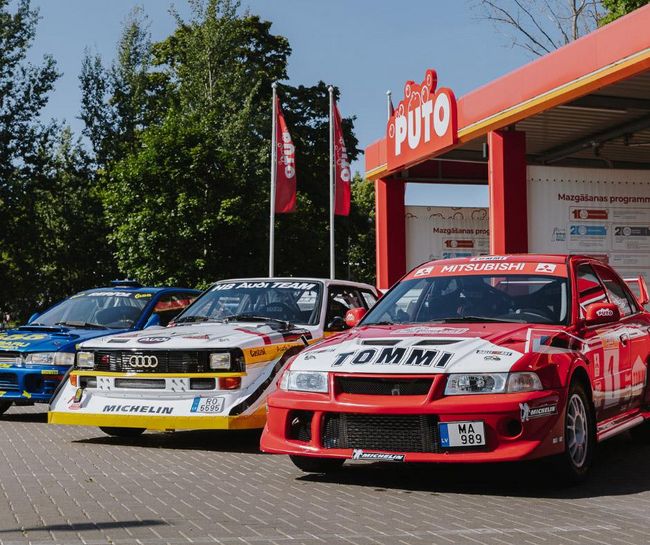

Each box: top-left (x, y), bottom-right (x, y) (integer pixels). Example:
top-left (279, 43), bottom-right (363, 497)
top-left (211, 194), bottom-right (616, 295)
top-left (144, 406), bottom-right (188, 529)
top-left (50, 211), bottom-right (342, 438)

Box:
top-left (363, 275), bottom-right (569, 325)
top-left (176, 280), bottom-right (323, 326)
top-left (33, 291), bottom-right (151, 329)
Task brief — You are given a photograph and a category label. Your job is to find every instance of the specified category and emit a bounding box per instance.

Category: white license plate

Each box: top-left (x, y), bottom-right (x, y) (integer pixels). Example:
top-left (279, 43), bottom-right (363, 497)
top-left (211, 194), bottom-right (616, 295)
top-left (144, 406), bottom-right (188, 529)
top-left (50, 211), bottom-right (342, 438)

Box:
top-left (439, 421), bottom-right (486, 448)
top-left (190, 396), bottom-right (225, 414)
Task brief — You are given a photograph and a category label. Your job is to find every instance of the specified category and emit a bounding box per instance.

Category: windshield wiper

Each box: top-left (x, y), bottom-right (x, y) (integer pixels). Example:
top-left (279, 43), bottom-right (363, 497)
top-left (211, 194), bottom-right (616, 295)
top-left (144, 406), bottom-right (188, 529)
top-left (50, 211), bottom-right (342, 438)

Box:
top-left (223, 314), bottom-right (292, 329)
top-left (175, 315), bottom-right (224, 324)
top-left (55, 321), bottom-right (108, 329)
top-left (439, 315), bottom-right (526, 324)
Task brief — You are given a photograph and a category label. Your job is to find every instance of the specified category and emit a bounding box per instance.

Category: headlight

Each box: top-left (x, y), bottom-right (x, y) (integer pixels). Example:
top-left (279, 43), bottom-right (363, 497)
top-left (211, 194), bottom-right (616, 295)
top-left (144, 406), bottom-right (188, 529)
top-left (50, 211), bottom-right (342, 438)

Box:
top-left (76, 351), bottom-right (95, 369)
top-left (280, 370), bottom-right (329, 393)
top-left (445, 373), bottom-right (507, 395)
top-left (444, 372), bottom-right (542, 395)
top-left (24, 352), bottom-right (75, 367)
top-left (209, 352), bottom-right (231, 370)
top-left (506, 372), bottom-right (543, 392)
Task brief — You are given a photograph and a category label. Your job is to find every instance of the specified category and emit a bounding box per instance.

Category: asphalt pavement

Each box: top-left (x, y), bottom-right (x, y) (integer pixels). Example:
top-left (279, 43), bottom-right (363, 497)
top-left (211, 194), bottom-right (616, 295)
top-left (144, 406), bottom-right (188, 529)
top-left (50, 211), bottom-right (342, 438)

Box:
top-left (1, 405), bottom-right (650, 545)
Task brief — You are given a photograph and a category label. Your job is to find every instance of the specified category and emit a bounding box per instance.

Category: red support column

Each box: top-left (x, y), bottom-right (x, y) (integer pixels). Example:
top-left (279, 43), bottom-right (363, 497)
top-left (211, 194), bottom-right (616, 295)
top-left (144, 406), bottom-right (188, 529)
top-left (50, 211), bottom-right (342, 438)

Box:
top-left (375, 178), bottom-right (406, 290)
top-left (488, 129), bottom-right (528, 255)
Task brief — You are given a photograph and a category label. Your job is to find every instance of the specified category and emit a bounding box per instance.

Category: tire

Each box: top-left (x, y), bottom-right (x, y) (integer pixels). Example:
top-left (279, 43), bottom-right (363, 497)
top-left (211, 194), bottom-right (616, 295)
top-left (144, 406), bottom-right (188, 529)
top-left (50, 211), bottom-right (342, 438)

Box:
top-left (99, 427), bottom-right (146, 438)
top-left (289, 455), bottom-right (345, 473)
top-left (552, 381), bottom-right (596, 483)
top-left (0, 401), bottom-right (11, 415)
top-left (629, 420), bottom-right (650, 443)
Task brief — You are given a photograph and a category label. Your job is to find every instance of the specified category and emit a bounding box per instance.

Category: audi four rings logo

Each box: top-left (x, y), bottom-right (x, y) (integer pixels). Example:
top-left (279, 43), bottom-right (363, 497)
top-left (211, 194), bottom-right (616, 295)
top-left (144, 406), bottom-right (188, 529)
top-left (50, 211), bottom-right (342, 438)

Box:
top-left (128, 355), bottom-right (159, 368)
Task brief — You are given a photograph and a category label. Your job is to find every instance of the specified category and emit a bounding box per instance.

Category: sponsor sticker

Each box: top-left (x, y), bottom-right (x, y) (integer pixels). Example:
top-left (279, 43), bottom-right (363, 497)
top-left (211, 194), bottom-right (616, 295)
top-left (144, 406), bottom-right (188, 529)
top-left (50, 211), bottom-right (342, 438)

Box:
top-left (102, 404), bottom-right (174, 414)
top-left (469, 256), bottom-right (509, 262)
top-left (137, 336), bottom-right (170, 344)
top-left (535, 263), bottom-right (557, 273)
top-left (391, 326), bottom-right (468, 335)
top-left (519, 402), bottom-right (558, 422)
top-left (331, 347), bottom-right (452, 368)
top-left (414, 266), bottom-right (434, 277)
top-left (352, 449), bottom-right (404, 462)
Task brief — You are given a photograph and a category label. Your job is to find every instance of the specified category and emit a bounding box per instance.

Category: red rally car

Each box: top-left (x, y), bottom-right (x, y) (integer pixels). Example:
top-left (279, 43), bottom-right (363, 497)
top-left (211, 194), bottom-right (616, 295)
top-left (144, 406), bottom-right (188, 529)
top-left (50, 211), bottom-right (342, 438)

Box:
top-left (260, 255), bottom-right (650, 481)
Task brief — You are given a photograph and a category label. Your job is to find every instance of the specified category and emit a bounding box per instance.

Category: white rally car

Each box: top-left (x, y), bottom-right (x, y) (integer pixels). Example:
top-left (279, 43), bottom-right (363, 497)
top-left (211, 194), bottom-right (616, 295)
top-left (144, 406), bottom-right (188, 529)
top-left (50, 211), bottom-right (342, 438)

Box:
top-left (48, 278), bottom-right (378, 437)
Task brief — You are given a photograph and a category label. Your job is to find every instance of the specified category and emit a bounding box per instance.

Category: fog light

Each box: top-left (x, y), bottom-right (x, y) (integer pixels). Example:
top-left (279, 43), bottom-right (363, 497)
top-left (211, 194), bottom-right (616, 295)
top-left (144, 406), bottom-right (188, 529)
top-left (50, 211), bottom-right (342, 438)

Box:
top-left (218, 377), bottom-right (241, 390)
top-left (79, 376), bottom-right (97, 388)
top-left (190, 378), bottom-right (216, 390)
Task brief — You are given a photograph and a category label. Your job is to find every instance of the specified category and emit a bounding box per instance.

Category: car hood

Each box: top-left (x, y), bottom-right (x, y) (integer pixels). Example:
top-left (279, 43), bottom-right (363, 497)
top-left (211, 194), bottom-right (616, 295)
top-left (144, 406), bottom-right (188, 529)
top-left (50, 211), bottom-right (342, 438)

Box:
top-left (79, 322), bottom-right (312, 350)
top-left (0, 326), bottom-right (128, 354)
top-left (289, 322), bottom-right (561, 374)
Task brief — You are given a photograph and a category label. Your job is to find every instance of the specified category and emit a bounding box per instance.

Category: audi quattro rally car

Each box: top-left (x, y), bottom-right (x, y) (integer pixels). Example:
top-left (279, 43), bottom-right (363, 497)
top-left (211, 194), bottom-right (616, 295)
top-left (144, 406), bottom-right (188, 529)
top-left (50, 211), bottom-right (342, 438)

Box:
top-left (48, 278), bottom-right (379, 437)
top-left (261, 255), bottom-right (650, 481)
top-left (0, 281), bottom-right (198, 415)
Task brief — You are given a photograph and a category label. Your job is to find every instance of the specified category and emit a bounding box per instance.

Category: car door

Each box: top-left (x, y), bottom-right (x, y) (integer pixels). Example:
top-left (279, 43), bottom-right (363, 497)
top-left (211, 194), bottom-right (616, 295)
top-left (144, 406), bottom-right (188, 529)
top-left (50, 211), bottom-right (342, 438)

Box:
top-left (594, 264), bottom-right (648, 412)
top-left (575, 263), bottom-right (629, 420)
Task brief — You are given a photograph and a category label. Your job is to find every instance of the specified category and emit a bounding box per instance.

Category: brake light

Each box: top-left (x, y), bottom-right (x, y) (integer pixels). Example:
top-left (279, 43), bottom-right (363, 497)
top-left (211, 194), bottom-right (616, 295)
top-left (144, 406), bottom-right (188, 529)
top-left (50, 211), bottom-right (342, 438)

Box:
top-left (219, 377), bottom-right (241, 390)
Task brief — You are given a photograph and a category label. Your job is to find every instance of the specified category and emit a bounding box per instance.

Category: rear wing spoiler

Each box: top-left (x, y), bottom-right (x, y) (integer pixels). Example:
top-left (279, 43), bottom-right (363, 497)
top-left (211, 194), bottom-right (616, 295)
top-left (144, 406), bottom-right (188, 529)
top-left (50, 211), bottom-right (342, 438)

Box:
top-left (624, 276), bottom-right (649, 306)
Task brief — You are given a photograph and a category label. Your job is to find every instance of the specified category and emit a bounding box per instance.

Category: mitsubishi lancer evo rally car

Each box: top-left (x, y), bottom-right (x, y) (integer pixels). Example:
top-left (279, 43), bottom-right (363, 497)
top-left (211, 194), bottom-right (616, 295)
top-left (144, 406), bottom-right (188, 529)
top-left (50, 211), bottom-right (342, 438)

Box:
top-left (261, 255), bottom-right (650, 481)
top-left (0, 281), bottom-right (198, 415)
top-left (48, 278), bottom-right (378, 437)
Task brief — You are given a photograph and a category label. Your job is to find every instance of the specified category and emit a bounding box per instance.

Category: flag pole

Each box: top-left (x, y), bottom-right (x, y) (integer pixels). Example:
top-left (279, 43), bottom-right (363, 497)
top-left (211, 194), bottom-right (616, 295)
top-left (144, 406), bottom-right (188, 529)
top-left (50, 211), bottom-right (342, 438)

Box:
top-left (328, 85), bottom-right (335, 280)
top-left (269, 82), bottom-right (278, 277)
top-left (386, 90), bottom-right (393, 120)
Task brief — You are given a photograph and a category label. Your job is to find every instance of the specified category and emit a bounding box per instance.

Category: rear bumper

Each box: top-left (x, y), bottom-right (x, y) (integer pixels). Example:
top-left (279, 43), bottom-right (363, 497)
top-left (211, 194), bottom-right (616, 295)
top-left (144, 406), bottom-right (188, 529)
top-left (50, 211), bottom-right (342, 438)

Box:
top-left (260, 388), bottom-right (566, 463)
top-left (0, 366), bottom-right (67, 402)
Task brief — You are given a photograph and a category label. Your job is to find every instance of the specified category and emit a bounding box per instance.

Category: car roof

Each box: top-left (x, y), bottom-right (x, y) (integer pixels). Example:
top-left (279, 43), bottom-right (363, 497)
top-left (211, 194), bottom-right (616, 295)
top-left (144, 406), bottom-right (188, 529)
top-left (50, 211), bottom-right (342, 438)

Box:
top-left (83, 286), bottom-right (198, 295)
top-left (215, 277), bottom-right (377, 291)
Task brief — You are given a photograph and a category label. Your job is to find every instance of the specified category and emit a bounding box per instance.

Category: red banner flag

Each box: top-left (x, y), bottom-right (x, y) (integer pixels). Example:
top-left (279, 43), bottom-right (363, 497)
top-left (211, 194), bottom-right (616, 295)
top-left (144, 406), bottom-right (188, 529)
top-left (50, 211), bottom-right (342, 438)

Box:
top-left (275, 97), bottom-right (296, 213)
top-left (333, 104), bottom-right (351, 216)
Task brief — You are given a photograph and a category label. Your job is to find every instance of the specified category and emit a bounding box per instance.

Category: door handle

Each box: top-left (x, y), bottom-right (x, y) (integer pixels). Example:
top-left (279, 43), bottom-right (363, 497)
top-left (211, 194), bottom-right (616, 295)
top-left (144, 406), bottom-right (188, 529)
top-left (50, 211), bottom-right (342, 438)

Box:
top-left (619, 333), bottom-right (629, 347)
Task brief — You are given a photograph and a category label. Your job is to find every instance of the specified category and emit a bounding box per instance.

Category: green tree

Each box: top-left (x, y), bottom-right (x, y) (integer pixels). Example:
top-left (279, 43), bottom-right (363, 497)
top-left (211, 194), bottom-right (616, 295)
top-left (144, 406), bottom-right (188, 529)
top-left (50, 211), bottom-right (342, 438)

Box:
top-left (600, 0), bottom-right (649, 24)
top-left (0, 0), bottom-right (61, 316)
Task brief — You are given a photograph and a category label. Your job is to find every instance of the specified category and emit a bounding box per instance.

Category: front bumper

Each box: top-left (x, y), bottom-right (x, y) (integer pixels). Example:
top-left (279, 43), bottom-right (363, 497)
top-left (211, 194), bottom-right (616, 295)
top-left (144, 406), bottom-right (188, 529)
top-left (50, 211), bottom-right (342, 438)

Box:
top-left (0, 366), bottom-right (67, 403)
top-left (48, 371), bottom-right (266, 430)
top-left (260, 375), bottom-right (565, 463)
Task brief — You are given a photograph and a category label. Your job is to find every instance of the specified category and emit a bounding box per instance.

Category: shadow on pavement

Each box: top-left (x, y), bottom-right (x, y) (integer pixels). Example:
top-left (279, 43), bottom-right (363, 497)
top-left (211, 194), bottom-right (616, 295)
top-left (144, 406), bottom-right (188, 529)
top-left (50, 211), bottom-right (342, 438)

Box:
top-left (0, 410), bottom-right (47, 424)
top-left (297, 434), bottom-right (650, 499)
top-left (73, 428), bottom-right (263, 454)
top-left (0, 519), bottom-right (166, 534)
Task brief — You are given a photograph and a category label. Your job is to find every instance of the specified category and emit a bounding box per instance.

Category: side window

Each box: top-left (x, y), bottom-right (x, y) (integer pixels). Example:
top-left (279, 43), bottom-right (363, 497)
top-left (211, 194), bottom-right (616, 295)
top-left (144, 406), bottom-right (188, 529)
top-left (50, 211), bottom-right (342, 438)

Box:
top-left (576, 264), bottom-right (607, 317)
top-left (153, 293), bottom-right (197, 326)
top-left (360, 290), bottom-right (377, 309)
top-left (595, 266), bottom-right (637, 317)
top-left (326, 286), bottom-right (364, 324)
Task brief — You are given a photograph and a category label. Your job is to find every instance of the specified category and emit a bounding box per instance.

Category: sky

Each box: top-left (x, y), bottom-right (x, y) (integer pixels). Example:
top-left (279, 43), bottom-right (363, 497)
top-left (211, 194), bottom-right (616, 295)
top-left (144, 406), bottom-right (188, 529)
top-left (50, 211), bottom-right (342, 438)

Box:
top-left (27, 0), bottom-right (533, 207)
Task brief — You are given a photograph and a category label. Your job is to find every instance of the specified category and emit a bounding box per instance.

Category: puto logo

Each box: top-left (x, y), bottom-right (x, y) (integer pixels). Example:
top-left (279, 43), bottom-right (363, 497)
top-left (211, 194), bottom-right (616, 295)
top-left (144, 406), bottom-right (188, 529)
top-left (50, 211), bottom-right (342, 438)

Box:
top-left (386, 69), bottom-right (457, 171)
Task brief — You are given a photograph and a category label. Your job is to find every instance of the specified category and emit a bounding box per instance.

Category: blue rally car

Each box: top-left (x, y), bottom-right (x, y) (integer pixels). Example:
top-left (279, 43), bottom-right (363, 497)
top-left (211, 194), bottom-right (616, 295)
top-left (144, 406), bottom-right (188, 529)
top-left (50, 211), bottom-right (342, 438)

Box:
top-left (0, 281), bottom-right (199, 414)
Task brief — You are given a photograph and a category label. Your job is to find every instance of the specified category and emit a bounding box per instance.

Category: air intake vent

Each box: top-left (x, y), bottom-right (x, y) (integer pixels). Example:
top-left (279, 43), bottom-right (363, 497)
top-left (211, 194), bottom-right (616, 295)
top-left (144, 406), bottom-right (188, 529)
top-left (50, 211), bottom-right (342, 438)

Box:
top-left (414, 339), bottom-right (461, 346)
top-left (360, 339), bottom-right (400, 346)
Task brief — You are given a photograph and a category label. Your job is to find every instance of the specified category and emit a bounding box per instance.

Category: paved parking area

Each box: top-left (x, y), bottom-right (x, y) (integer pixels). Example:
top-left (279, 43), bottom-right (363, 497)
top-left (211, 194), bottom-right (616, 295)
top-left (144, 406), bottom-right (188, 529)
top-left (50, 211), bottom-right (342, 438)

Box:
top-left (2, 405), bottom-right (650, 545)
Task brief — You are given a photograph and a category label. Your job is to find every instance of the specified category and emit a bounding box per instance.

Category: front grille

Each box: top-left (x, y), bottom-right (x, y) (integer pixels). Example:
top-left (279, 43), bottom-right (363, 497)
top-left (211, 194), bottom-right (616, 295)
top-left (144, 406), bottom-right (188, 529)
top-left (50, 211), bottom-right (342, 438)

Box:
top-left (337, 376), bottom-right (432, 396)
top-left (322, 413), bottom-right (440, 453)
top-left (0, 372), bottom-right (19, 391)
top-left (114, 378), bottom-right (166, 389)
top-left (94, 351), bottom-right (210, 373)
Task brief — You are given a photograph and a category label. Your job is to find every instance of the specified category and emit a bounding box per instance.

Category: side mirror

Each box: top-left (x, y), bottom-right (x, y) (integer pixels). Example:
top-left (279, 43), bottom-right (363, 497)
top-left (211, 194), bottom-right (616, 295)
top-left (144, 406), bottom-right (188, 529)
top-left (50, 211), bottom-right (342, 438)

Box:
top-left (585, 303), bottom-right (620, 326)
top-left (344, 307), bottom-right (367, 328)
top-left (28, 312), bottom-right (40, 324)
top-left (326, 316), bottom-right (348, 332)
top-left (144, 314), bottom-right (161, 328)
